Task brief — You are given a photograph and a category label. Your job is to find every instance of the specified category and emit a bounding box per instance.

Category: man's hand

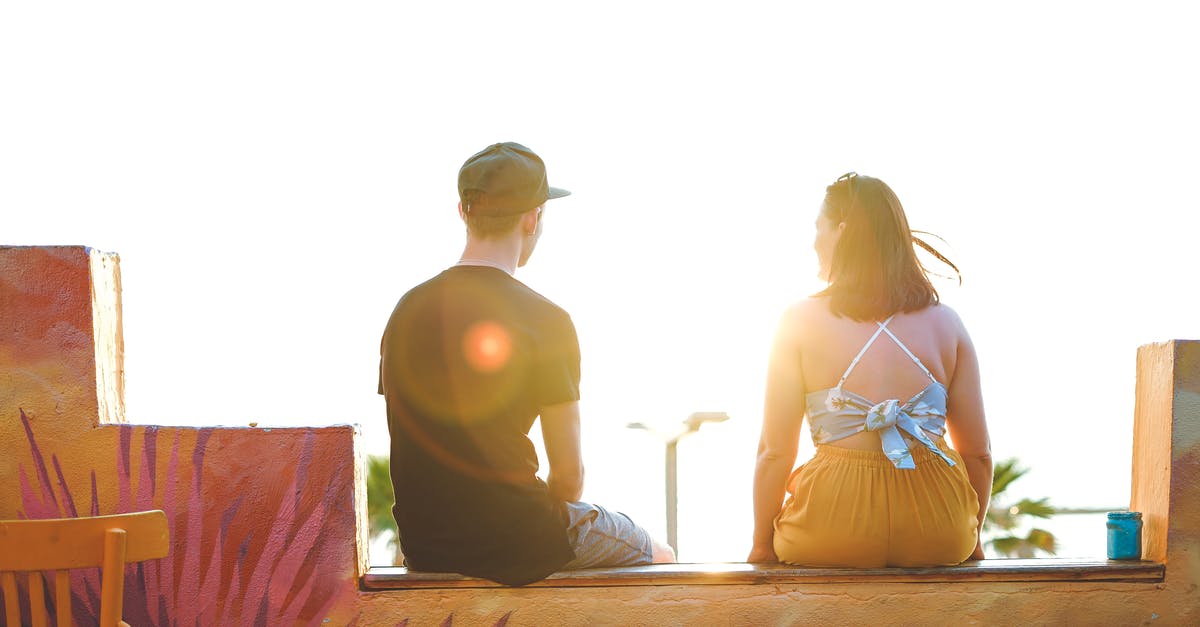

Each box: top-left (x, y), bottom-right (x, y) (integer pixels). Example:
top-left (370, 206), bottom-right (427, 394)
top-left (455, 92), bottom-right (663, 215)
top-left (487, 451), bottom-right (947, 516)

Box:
top-left (546, 471), bottom-right (583, 503)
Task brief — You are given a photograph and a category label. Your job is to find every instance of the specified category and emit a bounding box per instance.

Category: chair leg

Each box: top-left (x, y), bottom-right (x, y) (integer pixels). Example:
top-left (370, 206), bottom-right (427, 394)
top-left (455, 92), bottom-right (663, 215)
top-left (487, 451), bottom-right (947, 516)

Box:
top-left (99, 528), bottom-right (127, 627)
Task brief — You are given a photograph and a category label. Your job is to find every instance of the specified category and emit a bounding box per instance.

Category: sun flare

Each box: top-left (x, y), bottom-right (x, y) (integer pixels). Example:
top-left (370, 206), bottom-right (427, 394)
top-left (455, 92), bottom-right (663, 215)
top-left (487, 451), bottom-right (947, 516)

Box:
top-left (462, 321), bottom-right (513, 373)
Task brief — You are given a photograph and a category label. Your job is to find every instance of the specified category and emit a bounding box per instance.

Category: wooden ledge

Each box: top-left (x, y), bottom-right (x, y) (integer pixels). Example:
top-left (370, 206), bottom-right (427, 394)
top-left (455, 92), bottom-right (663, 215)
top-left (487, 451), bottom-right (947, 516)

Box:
top-left (362, 558), bottom-right (1164, 590)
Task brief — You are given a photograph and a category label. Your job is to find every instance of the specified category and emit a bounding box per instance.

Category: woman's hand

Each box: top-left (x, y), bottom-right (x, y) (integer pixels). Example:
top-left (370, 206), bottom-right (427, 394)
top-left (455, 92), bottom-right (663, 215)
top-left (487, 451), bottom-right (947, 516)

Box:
top-left (969, 539), bottom-right (985, 561)
top-left (747, 544), bottom-right (778, 564)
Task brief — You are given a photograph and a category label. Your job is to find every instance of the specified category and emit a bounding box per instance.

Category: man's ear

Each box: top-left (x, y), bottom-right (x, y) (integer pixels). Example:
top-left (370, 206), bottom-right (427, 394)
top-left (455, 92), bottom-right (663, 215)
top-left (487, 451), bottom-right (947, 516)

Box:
top-left (458, 202), bottom-right (467, 221)
top-left (522, 206), bottom-right (542, 235)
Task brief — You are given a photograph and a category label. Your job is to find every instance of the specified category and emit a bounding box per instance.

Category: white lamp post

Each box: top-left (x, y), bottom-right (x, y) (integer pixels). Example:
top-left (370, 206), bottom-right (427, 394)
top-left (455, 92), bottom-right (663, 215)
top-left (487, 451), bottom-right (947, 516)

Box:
top-left (627, 411), bottom-right (730, 558)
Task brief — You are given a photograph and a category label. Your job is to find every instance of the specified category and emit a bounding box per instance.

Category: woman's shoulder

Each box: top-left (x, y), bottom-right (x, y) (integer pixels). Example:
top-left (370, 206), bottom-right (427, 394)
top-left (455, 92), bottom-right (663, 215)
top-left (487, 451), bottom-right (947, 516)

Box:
top-left (902, 301), bottom-right (961, 325)
top-left (941, 302), bottom-right (973, 332)
top-left (782, 296), bottom-right (834, 324)
top-left (772, 297), bottom-right (831, 345)
top-left (908, 303), bottom-right (972, 347)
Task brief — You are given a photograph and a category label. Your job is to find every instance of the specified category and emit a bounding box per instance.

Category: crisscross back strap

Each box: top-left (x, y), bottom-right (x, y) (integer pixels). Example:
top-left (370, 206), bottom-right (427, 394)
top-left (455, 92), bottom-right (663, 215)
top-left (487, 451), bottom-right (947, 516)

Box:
top-left (878, 324), bottom-right (937, 383)
top-left (836, 315), bottom-right (937, 390)
top-left (835, 315), bottom-right (895, 390)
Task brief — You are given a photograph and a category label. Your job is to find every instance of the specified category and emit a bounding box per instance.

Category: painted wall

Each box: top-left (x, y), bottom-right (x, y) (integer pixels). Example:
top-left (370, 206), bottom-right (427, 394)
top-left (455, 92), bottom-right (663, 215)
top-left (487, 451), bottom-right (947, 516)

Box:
top-left (2, 245), bottom-right (1197, 625)
top-left (2, 247), bottom-right (362, 625)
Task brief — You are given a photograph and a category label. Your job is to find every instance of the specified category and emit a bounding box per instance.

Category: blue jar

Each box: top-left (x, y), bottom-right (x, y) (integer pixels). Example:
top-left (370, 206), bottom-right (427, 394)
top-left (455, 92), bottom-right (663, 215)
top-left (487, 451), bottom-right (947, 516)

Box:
top-left (1107, 511), bottom-right (1143, 560)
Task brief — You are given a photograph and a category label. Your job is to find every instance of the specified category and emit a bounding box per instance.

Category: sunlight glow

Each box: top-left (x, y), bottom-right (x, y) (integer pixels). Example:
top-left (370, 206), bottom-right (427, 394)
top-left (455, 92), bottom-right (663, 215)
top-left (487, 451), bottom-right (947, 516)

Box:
top-left (3, 1), bottom-right (1197, 564)
top-left (462, 321), bottom-right (512, 374)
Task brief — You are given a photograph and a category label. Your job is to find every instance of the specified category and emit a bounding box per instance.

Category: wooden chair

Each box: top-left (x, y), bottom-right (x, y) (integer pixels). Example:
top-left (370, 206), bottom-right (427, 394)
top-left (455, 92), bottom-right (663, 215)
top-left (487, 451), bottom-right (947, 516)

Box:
top-left (0, 510), bottom-right (169, 627)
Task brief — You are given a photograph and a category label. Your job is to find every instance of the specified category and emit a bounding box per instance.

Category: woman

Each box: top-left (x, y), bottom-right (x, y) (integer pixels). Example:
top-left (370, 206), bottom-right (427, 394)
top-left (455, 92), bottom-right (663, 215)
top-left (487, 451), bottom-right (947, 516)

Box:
top-left (748, 173), bottom-right (992, 567)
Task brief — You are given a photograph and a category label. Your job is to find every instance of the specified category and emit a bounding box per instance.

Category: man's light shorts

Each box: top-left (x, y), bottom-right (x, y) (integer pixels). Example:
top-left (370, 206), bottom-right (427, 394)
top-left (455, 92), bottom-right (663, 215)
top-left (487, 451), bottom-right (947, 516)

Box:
top-left (561, 501), bottom-right (654, 569)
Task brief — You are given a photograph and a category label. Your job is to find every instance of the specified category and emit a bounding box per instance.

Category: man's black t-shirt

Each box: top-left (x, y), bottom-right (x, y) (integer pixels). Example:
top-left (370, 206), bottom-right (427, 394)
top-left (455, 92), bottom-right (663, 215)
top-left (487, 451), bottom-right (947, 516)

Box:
top-left (378, 265), bottom-right (579, 585)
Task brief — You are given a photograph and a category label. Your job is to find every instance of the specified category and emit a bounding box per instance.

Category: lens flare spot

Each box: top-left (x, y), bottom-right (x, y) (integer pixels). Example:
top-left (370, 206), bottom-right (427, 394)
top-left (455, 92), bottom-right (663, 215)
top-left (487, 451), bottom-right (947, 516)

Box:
top-left (462, 321), bottom-right (512, 373)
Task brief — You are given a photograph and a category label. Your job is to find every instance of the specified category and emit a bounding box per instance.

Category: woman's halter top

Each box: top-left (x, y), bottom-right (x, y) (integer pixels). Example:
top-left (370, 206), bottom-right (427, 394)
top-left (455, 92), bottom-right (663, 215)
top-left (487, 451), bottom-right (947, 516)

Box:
top-left (804, 315), bottom-right (956, 470)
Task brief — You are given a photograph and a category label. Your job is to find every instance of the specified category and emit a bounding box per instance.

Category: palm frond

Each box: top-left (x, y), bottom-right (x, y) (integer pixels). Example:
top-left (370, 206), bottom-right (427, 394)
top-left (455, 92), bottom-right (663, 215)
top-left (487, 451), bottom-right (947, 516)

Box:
top-left (1026, 528), bottom-right (1058, 554)
top-left (1009, 497), bottom-right (1056, 519)
top-left (983, 457), bottom-right (1060, 558)
top-left (990, 458), bottom-right (1027, 497)
top-left (366, 455), bottom-right (397, 536)
top-left (988, 536), bottom-right (1025, 555)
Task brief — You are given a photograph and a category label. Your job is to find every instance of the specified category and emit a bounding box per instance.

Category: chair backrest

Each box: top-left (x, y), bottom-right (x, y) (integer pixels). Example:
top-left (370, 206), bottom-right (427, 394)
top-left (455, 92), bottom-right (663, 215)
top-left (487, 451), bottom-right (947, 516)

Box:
top-left (0, 510), bottom-right (169, 627)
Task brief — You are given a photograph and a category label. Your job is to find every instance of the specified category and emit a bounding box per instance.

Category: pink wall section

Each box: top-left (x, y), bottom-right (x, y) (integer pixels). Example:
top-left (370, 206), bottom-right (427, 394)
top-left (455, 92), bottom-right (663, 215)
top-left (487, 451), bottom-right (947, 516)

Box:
top-left (2, 246), bottom-right (361, 625)
top-left (2, 245), bottom-right (1197, 625)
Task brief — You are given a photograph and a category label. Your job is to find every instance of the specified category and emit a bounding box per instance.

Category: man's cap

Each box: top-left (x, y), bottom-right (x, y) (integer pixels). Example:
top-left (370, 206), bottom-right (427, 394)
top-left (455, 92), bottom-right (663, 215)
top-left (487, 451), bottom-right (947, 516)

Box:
top-left (458, 142), bottom-right (571, 216)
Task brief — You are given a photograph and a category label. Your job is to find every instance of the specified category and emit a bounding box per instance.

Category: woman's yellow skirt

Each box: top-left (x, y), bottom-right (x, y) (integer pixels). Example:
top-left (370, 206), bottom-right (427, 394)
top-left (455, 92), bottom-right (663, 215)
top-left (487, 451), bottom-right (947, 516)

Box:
top-left (773, 442), bottom-right (980, 568)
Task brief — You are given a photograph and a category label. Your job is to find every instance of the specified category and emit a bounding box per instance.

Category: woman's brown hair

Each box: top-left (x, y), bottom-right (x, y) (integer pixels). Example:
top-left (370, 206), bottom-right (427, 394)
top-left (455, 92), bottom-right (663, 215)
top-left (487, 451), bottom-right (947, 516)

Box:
top-left (816, 173), bottom-right (959, 321)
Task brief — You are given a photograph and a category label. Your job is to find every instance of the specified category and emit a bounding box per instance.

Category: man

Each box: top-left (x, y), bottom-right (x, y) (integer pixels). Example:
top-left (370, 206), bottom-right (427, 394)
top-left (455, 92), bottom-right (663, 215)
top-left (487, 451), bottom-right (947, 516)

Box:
top-left (379, 142), bottom-right (673, 585)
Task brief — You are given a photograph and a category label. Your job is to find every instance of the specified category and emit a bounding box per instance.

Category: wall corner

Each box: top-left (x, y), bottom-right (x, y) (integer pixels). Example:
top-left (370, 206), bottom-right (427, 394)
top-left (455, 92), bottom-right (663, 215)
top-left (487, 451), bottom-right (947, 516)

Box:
top-left (352, 424), bottom-right (371, 577)
top-left (89, 248), bottom-right (125, 425)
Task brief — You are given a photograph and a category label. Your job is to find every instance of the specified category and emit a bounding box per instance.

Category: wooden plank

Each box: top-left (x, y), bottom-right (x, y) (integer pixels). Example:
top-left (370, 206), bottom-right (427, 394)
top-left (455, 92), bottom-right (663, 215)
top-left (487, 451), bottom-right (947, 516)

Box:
top-left (99, 529), bottom-right (126, 627)
top-left (1132, 342), bottom-right (1174, 562)
top-left (361, 559), bottom-right (1165, 590)
top-left (29, 572), bottom-right (47, 627)
top-left (55, 571), bottom-right (71, 627)
top-left (2, 571), bottom-right (20, 626)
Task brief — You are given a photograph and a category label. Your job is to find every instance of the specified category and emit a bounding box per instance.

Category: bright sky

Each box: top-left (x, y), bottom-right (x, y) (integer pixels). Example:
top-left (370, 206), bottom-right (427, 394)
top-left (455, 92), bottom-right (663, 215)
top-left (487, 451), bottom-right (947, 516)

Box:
top-left (4, 2), bottom-right (1198, 563)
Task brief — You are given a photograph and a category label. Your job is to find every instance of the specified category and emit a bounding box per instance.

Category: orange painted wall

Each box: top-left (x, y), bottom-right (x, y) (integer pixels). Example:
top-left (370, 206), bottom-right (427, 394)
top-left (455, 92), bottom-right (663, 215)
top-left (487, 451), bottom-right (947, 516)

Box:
top-left (2, 247), bottom-right (362, 625)
top-left (2, 245), bottom-right (1197, 625)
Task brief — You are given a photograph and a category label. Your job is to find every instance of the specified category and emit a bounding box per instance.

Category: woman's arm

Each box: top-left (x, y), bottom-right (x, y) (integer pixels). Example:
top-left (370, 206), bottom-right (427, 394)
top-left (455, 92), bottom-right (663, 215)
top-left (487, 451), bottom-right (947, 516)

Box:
top-left (748, 307), bottom-right (807, 562)
top-left (945, 312), bottom-right (992, 559)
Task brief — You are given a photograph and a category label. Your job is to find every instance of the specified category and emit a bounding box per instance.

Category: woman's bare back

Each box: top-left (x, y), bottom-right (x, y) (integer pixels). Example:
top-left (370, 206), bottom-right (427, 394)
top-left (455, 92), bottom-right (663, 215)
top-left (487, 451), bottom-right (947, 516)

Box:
top-left (785, 297), bottom-right (964, 451)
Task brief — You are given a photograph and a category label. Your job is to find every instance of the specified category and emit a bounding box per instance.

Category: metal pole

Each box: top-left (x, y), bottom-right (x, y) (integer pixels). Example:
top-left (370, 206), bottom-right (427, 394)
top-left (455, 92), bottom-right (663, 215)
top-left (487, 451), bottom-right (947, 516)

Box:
top-left (666, 439), bottom-right (679, 557)
top-left (626, 413), bottom-right (727, 560)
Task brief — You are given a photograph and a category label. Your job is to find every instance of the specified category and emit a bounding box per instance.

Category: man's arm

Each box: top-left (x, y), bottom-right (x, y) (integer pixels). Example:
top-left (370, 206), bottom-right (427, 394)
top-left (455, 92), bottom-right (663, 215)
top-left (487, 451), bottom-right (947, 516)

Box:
top-left (540, 400), bottom-right (585, 503)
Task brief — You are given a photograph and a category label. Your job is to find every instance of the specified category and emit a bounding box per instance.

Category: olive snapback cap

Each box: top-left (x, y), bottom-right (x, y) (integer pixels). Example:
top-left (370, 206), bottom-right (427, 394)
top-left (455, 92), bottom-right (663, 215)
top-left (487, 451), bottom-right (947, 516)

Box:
top-left (458, 142), bottom-right (571, 216)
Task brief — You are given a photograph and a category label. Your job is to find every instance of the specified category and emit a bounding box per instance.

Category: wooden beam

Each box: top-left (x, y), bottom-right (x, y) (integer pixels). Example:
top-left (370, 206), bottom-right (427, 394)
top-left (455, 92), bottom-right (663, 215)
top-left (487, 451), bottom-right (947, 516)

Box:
top-left (1131, 342), bottom-right (1174, 563)
top-left (362, 559), bottom-right (1165, 590)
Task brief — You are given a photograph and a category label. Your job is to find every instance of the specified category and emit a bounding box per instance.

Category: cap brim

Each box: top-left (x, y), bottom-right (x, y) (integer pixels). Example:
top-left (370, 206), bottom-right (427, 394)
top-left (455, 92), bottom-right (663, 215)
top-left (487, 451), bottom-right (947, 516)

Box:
top-left (547, 186), bottom-right (571, 200)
